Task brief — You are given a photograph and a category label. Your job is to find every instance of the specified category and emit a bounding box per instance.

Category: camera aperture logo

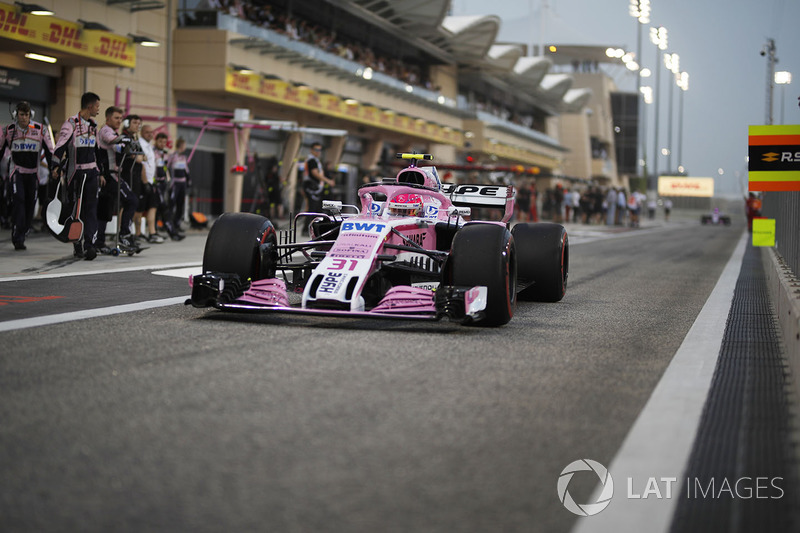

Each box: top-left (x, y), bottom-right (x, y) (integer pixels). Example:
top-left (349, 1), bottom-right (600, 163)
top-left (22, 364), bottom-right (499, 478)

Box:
top-left (558, 459), bottom-right (614, 516)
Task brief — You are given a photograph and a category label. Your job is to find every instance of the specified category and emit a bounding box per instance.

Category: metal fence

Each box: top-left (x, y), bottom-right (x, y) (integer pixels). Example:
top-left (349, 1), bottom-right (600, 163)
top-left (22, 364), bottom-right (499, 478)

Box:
top-left (763, 191), bottom-right (800, 277)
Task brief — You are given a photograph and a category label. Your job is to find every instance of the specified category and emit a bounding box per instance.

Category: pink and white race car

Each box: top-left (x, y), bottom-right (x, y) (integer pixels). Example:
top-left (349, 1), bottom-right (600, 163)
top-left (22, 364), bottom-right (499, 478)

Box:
top-left (189, 153), bottom-right (568, 326)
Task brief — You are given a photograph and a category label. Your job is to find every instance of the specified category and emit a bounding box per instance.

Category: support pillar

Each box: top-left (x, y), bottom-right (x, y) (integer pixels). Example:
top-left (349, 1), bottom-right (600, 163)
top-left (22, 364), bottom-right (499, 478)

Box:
top-left (326, 135), bottom-right (347, 168)
top-left (224, 126), bottom-right (250, 213)
top-left (281, 131), bottom-right (303, 214)
top-left (361, 138), bottom-right (384, 171)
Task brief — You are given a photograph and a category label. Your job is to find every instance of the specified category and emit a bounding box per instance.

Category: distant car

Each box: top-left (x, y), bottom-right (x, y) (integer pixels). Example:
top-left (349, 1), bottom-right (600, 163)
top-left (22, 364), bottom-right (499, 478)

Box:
top-left (700, 208), bottom-right (731, 226)
top-left (189, 153), bottom-right (568, 326)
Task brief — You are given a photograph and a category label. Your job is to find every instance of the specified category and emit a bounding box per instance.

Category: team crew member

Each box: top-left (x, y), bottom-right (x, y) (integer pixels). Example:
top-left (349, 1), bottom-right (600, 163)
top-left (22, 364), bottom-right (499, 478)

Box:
top-left (97, 106), bottom-right (138, 252)
top-left (139, 124), bottom-right (164, 243)
top-left (119, 115), bottom-right (147, 243)
top-left (153, 132), bottom-right (182, 240)
top-left (52, 92), bottom-right (102, 260)
top-left (166, 137), bottom-right (190, 234)
top-left (0, 101), bottom-right (55, 250)
top-left (302, 142), bottom-right (335, 214)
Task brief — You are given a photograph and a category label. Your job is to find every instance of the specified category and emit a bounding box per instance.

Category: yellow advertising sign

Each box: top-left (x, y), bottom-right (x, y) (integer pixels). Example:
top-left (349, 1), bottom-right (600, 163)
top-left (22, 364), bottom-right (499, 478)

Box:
top-left (224, 68), bottom-right (464, 146)
top-left (0, 2), bottom-right (135, 68)
top-left (748, 125), bottom-right (800, 192)
top-left (752, 218), bottom-right (776, 247)
top-left (658, 176), bottom-right (715, 197)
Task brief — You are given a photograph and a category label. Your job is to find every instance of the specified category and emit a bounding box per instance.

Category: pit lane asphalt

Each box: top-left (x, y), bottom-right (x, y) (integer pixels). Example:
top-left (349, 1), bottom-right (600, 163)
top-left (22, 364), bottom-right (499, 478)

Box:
top-left (0, 217), bottom-right (744, 533)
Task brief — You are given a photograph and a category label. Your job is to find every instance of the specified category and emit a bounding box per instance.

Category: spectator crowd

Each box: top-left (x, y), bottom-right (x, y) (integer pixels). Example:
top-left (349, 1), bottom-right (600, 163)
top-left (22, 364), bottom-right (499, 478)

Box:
top-left (191, 0), bottom-right (432, 91)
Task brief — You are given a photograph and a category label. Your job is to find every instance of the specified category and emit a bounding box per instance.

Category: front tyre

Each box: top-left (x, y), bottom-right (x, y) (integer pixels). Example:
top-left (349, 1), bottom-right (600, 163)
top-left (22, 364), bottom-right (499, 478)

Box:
top-left (512, 222), bottom-right (568, 302)
top-left (449, 223), bottom-right (516, 326)
top-left (202, 213), bottom-right (277, 281)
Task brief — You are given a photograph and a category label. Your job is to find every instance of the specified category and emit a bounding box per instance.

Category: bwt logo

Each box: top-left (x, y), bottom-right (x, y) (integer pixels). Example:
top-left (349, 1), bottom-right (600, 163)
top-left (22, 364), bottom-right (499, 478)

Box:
top-left (12, 141), bottom-right (38, 152)
top-left (557, 459), bottom-right (614, 516)
top-left (77, 137), bottom-right (96, 147)
top-left (341, 222), bottom-right (386, 233)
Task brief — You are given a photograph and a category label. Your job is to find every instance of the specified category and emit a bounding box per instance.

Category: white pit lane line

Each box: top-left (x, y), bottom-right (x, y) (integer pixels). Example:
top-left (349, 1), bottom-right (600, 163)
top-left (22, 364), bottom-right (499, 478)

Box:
top-left (0, 297), bottom-right (188, 333)
top-left (152, 266), bottom-right (203, 279)
top-left (0, 267), bottom-right (199, 333)
top-left (571, 230), bottom-right (748, 533)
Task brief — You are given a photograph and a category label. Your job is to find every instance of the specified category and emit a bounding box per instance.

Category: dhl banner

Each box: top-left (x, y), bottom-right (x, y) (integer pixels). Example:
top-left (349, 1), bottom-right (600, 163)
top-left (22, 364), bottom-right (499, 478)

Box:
top-left (0, 2), bottom-right (135, 68)
top-left (748, 125), bottom-right (800, 192)
top-left (225, 68), bottom-right (464, 146)
top-left (658, 176), bottom-right (715, 197)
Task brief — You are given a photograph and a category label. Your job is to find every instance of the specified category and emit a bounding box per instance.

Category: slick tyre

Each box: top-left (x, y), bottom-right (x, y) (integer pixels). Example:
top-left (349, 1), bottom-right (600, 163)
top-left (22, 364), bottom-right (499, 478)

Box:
top-left (449, 223), bottom-right (516, 326)
top-left (512, 222), bottom-right (568, 302)
top-left (202, 213), bottom-right (277, 281)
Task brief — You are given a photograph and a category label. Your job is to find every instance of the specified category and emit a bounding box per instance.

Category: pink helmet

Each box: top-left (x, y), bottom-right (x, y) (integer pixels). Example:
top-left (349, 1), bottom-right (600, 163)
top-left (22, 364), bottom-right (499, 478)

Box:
top-left (387, 193), bottom-right (423, 217)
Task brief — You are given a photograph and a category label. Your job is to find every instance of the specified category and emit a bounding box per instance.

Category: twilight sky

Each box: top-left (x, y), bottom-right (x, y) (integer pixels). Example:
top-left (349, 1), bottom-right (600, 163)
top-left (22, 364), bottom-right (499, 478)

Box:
top-left (454, 0), bottom-right (800, 196)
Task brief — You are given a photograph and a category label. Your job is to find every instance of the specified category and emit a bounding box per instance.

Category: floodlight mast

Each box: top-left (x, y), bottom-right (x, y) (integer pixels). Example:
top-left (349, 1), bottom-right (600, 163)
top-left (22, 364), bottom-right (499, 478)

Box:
top-left (763, 39), bottom-right (776, 125)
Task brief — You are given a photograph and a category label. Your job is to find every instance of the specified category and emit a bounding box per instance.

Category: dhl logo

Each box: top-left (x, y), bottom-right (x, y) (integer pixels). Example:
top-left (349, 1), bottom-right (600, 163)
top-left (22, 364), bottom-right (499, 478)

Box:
top-left (98, 37), bottom-right (129, 60)
top-left (284, 87), bottom-right (300, 102)
top-left (305, 93), bottom-right (320, 107)
top-left (47, 23), bottom-right (85, 50)
top-left (0, 10), bottom-right (30, 36)
top-left (762, 152), bottom-right (779, 162)
top-left (230, 73), bottom-right (251, 90)
top-left (259, 80), bottom-right (277, 96)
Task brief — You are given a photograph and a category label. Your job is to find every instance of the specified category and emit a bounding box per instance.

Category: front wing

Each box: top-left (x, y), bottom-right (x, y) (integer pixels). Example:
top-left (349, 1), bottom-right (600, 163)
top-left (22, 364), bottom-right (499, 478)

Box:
top-left (188, 273), bottom-right (489, 324)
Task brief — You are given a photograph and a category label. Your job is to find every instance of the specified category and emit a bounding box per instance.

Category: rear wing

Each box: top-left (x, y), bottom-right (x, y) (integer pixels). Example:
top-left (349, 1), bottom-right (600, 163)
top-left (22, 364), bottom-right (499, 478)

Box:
top-left (441, 183), bottom-right (515, 222)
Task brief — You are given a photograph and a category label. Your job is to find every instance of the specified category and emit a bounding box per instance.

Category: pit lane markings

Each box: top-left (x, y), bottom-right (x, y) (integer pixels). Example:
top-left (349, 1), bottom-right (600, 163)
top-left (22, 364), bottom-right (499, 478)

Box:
top-left (0, 262), bottom-right (201, 283)
top-left (572, 231), bottom-right (748, 533)
top-left (0, 296), bottom-right (187, 333)
top-left (152, 267), bottom-right (202, 279)
top-left (0, 295), bottom-right (64, 306)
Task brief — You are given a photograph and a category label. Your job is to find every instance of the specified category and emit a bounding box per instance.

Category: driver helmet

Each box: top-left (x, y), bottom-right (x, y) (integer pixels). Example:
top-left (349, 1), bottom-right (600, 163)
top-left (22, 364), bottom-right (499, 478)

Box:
top-left (387, 193), bottom-right (423, 217)
top-left (396, 166), bottom-right (442, 191)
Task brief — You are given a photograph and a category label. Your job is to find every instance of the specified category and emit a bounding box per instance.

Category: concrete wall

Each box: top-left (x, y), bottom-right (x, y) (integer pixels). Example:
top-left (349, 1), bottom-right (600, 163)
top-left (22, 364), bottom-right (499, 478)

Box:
top-left (762, 247), bottom-right (800, 445)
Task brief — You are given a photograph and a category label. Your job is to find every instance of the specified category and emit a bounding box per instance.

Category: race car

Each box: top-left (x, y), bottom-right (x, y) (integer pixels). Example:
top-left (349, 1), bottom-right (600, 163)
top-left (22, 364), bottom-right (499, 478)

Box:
top-left (700, 208), bottom-right (731, 226)
top-left (189, 153), bottom-right (568, 326)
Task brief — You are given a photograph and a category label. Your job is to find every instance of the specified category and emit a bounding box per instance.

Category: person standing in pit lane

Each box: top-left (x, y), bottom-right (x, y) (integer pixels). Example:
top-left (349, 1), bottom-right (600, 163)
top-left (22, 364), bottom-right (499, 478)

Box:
top-left (166, 137), bottom-right (191, 235)
top-left (139, 124), bottom-right (164, 244)
top-left (302, 142), bottom-right (335, 214)
top-left (52, 92), bottom-right (102, 260)
top-left (119, 115), bottom-right (148, 244)
top-left (152, 132), bottom-right (182, 240)
top-left (0, 101), bottom-right (55, 251)
top-left (97, 106), bottom-right (139, 253)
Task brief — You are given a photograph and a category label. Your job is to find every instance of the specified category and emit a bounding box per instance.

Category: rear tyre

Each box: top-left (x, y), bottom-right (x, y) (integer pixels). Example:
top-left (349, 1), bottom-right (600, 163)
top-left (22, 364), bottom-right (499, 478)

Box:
top-left (512, 222), bottom-right (568, 302)
top-left (202, 213), bottom-right (277, 281)
top-left (449, 223), bottom-right (516, 326)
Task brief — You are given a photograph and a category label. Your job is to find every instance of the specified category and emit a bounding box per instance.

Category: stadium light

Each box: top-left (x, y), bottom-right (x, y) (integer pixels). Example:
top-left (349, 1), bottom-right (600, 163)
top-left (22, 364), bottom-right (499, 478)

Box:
top-left (15, 2), bottom-right (53, 15)
top-left (629, 0), bottom-right (651, 24)
top-left (775, 70), bottom-right (792, 124)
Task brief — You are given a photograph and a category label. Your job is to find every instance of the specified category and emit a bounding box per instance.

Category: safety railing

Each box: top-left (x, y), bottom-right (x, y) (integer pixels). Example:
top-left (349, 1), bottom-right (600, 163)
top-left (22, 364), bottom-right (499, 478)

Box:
top-left (763, 191), bottom-right (800, 277)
